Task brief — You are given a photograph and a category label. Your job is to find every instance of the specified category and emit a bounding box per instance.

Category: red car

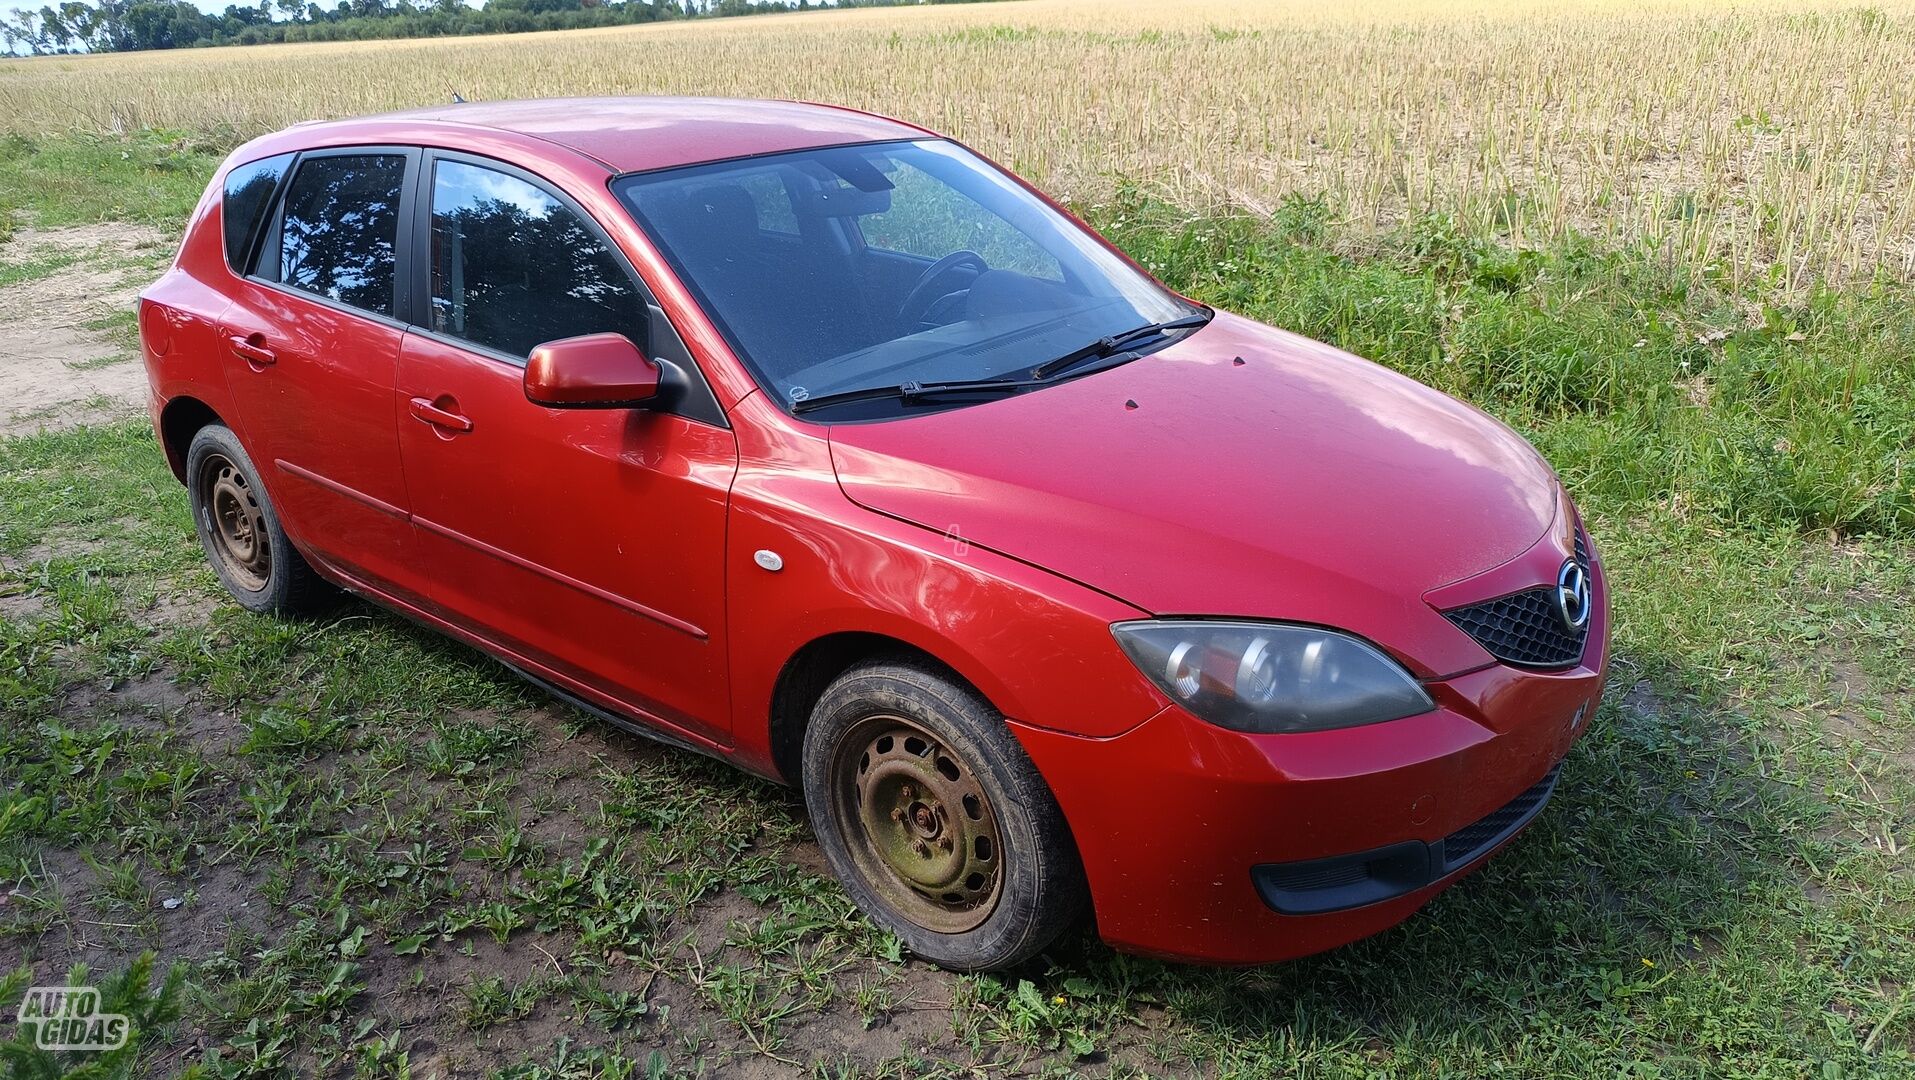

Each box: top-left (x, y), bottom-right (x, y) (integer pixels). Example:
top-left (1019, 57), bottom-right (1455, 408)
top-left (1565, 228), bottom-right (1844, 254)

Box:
top-left (139, 98), bottom-right (1607, 971)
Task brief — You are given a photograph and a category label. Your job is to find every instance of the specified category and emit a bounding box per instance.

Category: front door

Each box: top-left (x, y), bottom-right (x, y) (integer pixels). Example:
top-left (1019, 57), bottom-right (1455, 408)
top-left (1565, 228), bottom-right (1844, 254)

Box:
top-left (395, 154), bottom-right (738, 743)
top-left (219, 148), bottom-right (421, 596)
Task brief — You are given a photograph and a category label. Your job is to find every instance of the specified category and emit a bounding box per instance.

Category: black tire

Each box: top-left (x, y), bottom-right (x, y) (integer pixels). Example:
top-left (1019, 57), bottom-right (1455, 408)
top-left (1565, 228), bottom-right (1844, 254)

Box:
top-left (185, 424), bottom-right (334, 616)
top-left (802, 658), bottom-right (1088, 971)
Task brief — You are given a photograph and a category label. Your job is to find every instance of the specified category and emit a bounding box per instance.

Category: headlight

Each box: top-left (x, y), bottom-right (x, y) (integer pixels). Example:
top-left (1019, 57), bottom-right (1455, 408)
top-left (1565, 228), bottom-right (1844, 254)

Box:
top-left (1111, 620), bottom-right (1435, 734)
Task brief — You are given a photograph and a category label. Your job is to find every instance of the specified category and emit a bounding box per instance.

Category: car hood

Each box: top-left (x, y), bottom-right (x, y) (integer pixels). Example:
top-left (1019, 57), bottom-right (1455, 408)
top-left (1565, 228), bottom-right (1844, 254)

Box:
top-left (826, 312), bottom-right (1565, 678)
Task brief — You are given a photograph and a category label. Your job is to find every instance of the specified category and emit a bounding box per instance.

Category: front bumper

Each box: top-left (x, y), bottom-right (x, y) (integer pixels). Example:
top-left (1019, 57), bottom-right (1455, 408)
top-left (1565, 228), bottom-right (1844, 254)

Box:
top-left (1010, 576), bottom-right (1608, 965)
top-left (1252, 759), bottom-right (1563, 915)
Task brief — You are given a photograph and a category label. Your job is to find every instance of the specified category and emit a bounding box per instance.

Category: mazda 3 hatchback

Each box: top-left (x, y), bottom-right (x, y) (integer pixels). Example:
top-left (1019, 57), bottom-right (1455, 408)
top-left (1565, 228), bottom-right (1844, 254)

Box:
top-left (139, 97), bottom-right (1608, 971)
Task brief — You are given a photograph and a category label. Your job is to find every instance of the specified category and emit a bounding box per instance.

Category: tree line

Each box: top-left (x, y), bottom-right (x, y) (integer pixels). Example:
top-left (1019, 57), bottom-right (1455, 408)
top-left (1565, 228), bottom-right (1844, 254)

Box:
top-left (0, 0), bottom-right (993, 54)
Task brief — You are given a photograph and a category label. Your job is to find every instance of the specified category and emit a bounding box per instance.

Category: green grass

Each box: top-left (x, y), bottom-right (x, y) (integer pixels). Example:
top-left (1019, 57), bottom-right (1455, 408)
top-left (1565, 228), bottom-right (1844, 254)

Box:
top-left (0, 246), bottom-right (88, 287)
top-left (0, 130), bottom-right (221, 240)
top-left (1097, 188), bottom-right (1915, 537)
top-left (0, 134), bottom-right (1911, 1077)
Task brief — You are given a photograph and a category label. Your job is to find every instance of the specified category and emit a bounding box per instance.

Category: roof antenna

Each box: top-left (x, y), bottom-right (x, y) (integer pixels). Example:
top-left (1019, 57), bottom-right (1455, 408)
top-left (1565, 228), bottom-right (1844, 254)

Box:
top-left (451, 91), bottom-right (468, 104)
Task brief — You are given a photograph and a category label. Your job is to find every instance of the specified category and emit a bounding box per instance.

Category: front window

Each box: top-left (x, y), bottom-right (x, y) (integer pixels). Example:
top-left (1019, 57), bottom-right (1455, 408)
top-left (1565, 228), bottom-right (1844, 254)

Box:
top-left (275, 153), bottom-right (406, 317)
top-left (429, 159), bottom-right (646, 362)
top-left (615, 140), bottom-right (1197, 418)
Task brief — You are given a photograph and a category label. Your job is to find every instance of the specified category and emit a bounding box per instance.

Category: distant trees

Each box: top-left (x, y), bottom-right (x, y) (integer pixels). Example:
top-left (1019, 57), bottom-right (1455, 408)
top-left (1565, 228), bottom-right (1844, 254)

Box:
top-left (0, 0), bottom-right (993, 54)
top-left (5, 0), bottom-right (232, 51)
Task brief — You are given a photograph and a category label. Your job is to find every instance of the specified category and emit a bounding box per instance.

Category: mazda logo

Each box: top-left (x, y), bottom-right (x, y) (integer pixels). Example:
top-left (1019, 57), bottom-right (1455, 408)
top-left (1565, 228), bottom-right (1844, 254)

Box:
top-left (1555, 560), bottom-right (1592, 631)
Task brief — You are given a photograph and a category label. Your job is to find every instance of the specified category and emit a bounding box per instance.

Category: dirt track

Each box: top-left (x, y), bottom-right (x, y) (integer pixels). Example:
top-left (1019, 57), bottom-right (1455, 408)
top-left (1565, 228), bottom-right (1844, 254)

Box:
top-left (0, 222), bottom-right (169, 437)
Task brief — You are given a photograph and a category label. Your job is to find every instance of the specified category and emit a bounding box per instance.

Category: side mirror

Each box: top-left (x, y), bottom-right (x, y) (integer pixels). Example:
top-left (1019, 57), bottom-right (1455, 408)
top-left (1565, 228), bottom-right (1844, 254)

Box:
top-left (524, 333), bottom-right (659, 409)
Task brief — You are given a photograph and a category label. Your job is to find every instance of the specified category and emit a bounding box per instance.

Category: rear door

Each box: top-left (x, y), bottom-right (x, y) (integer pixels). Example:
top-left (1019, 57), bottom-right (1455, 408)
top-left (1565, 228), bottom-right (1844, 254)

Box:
top-left (219, 147), bottom-right (423, 599)
top-left (395, 151), bottom-right (738, 743)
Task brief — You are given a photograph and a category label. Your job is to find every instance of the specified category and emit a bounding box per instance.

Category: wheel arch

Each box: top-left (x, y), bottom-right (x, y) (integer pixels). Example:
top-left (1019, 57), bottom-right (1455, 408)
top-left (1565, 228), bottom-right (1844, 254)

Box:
top-left (158, 395), bottom-right (224, 484)
top-left (767, 630), bottom-right (974, 787)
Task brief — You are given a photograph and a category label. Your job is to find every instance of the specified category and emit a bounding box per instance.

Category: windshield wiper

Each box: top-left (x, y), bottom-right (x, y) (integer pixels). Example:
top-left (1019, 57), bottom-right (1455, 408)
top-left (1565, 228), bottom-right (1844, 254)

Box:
top-left (1027, 310), bottom-right (1212, 381)
top-left (789, 309), bottom-right (1212, 416)
top-left (789, 376), bottom-right (1041, 416)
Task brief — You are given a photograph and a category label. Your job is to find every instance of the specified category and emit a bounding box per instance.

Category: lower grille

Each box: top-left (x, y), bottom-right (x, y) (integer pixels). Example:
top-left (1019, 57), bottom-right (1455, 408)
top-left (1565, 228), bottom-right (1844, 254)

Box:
top-left (1252, 762), bottom-right (1566, 915)
top-left (1263, 859), bottom-right (1369, 893)
top-left (1437, 763), bottom-right (1562, 872)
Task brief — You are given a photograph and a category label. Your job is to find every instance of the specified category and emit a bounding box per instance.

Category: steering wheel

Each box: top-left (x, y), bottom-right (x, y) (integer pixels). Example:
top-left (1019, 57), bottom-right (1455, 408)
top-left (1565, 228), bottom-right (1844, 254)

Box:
top-left (896, 250), bottom-right (988, 331)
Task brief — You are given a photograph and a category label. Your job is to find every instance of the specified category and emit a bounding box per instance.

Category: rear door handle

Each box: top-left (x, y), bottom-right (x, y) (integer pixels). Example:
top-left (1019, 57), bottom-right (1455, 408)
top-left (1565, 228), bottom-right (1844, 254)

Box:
top-left (228, 334), bottom-right (276, 367)
top-left (408, 397), bottom-right (473, 433)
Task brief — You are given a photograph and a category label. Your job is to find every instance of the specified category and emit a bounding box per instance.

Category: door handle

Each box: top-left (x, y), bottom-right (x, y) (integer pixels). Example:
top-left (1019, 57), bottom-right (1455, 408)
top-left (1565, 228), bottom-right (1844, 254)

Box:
top-left (228, 334), bottom-right (276, 367)
top-left (409, 396), bottom-right (473, 433)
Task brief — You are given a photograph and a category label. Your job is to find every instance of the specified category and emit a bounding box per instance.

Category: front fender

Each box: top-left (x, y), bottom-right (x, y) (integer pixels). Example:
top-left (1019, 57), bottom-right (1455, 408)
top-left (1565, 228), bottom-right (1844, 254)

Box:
top-left (722, 395), bottom-right (1164, 778)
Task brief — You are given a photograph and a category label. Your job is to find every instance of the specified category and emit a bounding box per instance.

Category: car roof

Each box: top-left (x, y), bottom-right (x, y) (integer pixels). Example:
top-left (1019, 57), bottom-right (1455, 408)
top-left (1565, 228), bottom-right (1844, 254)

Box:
top-left (314, 97), bottom-right (935, 175)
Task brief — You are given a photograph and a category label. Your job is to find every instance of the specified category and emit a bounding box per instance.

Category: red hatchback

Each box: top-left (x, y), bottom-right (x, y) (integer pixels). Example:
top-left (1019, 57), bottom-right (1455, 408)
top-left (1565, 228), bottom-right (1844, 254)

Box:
top-left (139, 98), bottom-right (1608, 971)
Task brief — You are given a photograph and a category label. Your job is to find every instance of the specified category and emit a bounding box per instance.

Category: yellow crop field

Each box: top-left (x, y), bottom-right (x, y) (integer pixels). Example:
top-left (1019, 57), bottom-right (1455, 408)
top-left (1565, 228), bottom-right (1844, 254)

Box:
top-left (2, 0), bottom-right (1913, 284)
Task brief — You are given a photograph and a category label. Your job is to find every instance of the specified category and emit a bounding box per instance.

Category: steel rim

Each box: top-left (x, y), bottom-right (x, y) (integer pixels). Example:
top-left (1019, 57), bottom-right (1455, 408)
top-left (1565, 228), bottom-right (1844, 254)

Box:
top-left (197, 452), bottom-right (270, 592)
top-left (829, 713), bottom-right (1004, 934)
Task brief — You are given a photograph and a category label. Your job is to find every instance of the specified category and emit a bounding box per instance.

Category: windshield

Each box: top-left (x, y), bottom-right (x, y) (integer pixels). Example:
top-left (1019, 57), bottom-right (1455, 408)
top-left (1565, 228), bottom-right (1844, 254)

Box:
top-left (614, 139), bottom-right (1197, 417)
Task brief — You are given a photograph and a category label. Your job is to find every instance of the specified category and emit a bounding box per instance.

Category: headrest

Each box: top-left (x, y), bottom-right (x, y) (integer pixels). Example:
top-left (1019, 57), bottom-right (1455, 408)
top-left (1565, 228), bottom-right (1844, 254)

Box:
top-left (671, 183), bottom-right (762, 259)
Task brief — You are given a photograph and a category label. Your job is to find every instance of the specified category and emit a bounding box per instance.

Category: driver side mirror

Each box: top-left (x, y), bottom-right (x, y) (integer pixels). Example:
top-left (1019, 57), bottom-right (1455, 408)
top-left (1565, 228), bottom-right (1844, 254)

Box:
top-left (524, 333), bottom-right (659, 409)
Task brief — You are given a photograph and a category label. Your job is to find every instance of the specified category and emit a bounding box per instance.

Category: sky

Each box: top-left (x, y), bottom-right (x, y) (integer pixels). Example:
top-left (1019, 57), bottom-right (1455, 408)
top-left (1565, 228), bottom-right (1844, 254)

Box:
top-left (7, 0), bottom-right (837, 19)
top-left (4, 0), bottom-right (487, 15)
top-left (1, 0), bottom-right (742, 34)
top-left (0, 0), bottom-right (511, 51)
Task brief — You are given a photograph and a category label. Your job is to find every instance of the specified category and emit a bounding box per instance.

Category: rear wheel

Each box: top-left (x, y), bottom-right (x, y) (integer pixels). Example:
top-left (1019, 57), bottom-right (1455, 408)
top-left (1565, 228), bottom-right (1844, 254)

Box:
top-left (186, 424), bottom-right (333, 616)
top-left (802, 659), bottom-right (1086, 971)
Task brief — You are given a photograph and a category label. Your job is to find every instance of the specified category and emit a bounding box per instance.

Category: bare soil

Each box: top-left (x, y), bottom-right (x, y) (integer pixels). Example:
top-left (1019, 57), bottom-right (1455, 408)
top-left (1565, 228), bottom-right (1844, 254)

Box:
top-left (0, 222), bottom-right (168, 437)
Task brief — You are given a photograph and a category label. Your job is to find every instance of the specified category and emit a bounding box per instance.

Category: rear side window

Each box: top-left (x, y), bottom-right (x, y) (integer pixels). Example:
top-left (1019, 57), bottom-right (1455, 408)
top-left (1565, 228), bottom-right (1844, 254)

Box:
top-left (221, 153), bottom-right (292, 272)
top-left (428, 159), bottom-right (645, 361)
top-left (275, 154), bottom-right (407, 316)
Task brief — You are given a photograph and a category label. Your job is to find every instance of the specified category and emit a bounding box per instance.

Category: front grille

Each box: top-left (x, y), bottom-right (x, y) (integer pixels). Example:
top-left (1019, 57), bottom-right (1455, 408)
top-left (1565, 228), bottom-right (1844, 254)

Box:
top-left (1444, 589), bottom-right (1586, 667)
top-left (1438, 762), bottom-right (1562, 872)
top-left (1443, 530), bottom-right (1592, 668)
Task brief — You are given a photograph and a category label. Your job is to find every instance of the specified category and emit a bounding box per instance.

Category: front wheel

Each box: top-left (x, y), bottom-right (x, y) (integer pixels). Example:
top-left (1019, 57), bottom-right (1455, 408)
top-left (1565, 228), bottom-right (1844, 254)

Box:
top-left (185, 424), bottom-right (334, 616)
top-left (802, 659), bottom-right (1087, 971)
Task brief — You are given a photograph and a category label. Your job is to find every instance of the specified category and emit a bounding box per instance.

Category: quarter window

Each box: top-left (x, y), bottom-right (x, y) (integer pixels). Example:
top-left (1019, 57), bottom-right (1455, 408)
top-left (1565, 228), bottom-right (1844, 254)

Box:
top-left (222, 153), bottom-right (292, 273)
top-left (275, 154), bottom-right (406, 316)
top-left (429, 159), bottom-right (645, 361)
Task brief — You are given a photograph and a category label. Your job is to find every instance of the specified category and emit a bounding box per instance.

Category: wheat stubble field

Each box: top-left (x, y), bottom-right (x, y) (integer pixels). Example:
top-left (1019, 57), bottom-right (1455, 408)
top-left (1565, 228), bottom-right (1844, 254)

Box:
top-left (4, 0), bottom-right (1915, 284)
top-left (1, 1), bottom-right (1912, 1078)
